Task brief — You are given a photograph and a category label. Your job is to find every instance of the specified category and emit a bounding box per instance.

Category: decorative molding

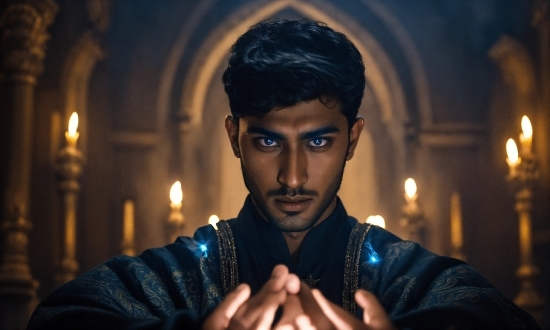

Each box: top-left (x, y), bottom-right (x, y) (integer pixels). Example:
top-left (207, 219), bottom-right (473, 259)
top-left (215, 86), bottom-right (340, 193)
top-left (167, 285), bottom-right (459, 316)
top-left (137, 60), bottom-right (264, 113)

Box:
top-left (532, 0), bottom-right (549, 28)
top-left (109, 132), bottom-right (159, 149)
top-left (489, 36), bottom-right (536, 101)
top-left (86, 0), bottom-right (111, 34)
top-left (419, 123), bottom-right (485, 148)
top-left (60, 30), bottom-right (105, 155)
top-left (362, 0), bottom-right (432, 129)
top-left (155, 0), bottom-right (218, 131)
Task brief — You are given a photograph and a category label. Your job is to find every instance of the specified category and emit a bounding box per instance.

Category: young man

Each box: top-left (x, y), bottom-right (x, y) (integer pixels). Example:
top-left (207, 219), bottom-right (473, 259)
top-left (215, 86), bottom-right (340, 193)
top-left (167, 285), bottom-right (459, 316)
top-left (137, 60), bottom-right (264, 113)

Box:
top-left (29, 20), bottom-right (538, 330)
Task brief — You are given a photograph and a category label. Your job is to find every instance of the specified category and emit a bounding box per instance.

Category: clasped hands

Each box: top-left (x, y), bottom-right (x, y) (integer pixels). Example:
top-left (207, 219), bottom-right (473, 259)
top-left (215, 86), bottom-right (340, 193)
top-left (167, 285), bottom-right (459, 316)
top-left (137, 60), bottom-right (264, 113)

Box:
top-left (204, 265), bottom-right (396, 330)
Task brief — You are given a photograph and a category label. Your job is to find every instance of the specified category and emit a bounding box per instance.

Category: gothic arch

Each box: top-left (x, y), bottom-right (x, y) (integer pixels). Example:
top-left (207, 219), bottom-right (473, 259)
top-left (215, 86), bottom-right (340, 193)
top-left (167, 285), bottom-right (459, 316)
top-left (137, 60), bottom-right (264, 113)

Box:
top-left (489, 35), bottom-right (537, 111)
top-left (60, 31), bottom-right (104, 154)
top-left (178, 0), bottom-right (407, 130)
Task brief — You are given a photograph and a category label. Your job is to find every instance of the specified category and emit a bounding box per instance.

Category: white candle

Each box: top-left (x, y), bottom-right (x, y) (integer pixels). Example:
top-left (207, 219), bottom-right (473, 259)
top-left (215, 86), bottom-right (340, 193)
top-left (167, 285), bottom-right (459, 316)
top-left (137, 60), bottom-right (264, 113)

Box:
top-left (123, 200), bottom-right (135, 245)
top-left (506, 138), bottom-right (520, 176)
top-left (450, 192), bottom-right (463, 249)
top-left (170, 181), bottom-right (183, 208)
top-left (65, 112), bottom-right (79, 147)
top-left (519, 115), bottom-right (533, 155)
top-left (404, 178), bottom-right (417, 202)
top-left (366, 215), bottom-right (386, 229)
top-left (208, 215), bottom-right (219, 230)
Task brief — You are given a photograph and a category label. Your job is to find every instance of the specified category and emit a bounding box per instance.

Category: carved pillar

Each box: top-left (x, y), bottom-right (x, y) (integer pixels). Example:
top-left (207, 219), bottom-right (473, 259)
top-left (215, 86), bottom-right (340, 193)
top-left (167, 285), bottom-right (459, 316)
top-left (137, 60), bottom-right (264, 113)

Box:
top-left (533, 0), bottom-right (549, 108)
top-left (0, 1), bottom-right (58, 329)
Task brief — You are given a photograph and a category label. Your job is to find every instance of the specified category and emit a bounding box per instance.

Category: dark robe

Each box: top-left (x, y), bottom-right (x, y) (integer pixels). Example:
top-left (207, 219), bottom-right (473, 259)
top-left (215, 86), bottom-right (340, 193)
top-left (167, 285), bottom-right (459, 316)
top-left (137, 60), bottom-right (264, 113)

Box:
top-left (28, 196), bottom-right (539, 329)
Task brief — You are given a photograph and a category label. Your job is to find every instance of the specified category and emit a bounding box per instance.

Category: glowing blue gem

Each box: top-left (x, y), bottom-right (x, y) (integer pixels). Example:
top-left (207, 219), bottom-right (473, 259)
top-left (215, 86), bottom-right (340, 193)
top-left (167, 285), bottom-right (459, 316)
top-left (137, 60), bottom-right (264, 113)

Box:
top-left (200, 244), bottom-right (207, 252)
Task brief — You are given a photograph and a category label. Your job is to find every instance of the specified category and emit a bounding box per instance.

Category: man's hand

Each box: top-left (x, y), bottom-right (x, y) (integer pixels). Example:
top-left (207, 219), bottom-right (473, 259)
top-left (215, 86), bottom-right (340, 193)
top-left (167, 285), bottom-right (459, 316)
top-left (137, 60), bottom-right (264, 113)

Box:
top-left (311, 288), bottom-right (397, 330)
top-left (203, 265), bottom-right (301, 330)
top-left (202, 283), bottom-right (251, 330)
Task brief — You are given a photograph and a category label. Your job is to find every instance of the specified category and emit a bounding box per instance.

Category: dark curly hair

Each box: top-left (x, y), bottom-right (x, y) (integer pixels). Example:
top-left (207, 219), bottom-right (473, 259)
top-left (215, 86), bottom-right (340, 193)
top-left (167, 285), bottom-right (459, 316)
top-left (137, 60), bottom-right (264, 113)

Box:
top-left (222, 19), bottom-right (365, 127)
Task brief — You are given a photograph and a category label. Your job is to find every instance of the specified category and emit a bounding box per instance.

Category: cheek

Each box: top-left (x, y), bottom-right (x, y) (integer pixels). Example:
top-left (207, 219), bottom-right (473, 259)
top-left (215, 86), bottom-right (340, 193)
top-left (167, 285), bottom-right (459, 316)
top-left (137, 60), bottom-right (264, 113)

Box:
top-left (240, 143), bottom-right (278, 181)
top-left (307, 149), bottom-right (347, 183)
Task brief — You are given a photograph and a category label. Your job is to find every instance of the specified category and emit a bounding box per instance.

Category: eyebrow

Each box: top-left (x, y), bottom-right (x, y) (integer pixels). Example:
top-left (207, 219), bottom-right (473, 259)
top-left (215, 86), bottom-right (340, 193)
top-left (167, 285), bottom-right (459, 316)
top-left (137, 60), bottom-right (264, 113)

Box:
top-left (246, 125), bottom-right (340, 140)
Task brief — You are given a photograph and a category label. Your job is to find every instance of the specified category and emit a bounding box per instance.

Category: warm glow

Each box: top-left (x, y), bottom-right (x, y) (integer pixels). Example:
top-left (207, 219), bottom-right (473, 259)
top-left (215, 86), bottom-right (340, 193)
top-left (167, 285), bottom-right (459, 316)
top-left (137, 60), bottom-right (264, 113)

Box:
top-left (209, 215), bottom-right (219, 230)
top-left (366, 215), bottom-right (386, 229)
top-left (68, 112), bottom-right (79, 136)
top-left (506, 139), bottom-right (519, 164)
top-left (521, 116), bottom-right (532, 139)
top-left (170, 181), bottom-right (183, 205)
top-left (404, 178), bottom-right (417, 199)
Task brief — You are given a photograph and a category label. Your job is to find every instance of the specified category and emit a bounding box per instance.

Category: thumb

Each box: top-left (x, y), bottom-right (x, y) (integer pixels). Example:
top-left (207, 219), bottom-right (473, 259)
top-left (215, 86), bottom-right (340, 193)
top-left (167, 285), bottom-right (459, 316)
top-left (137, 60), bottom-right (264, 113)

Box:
top-left (202, 284), bottom-right (251, 330)
top-left (355, 290), bottom-right (396, 330)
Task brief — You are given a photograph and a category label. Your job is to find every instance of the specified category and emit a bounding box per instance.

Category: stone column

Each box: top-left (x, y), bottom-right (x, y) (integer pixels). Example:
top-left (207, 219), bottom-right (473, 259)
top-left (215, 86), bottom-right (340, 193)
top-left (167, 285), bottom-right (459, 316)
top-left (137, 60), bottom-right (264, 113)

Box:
top-left (0, 1), bottom-right (58, 329)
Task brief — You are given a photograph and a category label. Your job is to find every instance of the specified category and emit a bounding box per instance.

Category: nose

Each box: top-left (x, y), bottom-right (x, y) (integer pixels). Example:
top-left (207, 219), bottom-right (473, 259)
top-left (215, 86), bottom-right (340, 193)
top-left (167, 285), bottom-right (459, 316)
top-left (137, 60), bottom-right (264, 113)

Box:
top-left (277, 146), bottom-right (308, 190)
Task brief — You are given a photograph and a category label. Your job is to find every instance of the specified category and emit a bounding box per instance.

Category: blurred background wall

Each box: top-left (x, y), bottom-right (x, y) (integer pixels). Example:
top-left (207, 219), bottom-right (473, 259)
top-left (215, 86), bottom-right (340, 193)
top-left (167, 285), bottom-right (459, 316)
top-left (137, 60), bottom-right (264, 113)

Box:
top-left (0, 0), bottom-right (549, 328)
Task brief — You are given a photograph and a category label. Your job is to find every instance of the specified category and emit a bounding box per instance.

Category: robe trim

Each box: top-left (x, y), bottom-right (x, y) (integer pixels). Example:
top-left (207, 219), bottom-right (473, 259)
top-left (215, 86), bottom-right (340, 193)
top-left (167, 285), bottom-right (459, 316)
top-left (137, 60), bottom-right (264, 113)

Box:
top-left (215, 219), bottom-right (372, 315)
top-left (342, 223), bottom-right (372, 316)
top-left (215, 220), bottom-right (239, 296)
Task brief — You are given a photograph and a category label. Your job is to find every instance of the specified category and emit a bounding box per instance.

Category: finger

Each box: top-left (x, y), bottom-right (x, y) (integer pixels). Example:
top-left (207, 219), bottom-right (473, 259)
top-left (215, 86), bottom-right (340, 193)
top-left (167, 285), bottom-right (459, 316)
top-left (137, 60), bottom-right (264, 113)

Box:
top-left (286, 273), bottom-right (301, 295)
top-left (297, 282), bottom-right (334, 330)
top-left (266, 264), bottom-right (290, 293)
top-left (223, 284), bottom-right (251, 320)
top-left (202, 284), bottom-right (250, 330)
top-left (253, 302), bottom-right (283, 330)
top-left (275, 295), bottom-right (304, 328)
top-left (295, 315), bottom-right (317, 330)
top-left (228, 266), bottom-right (289, 329)
top-left (311, 289), bottom-right (352, 330)
top-left (355, 290), bottom-right (395, 330)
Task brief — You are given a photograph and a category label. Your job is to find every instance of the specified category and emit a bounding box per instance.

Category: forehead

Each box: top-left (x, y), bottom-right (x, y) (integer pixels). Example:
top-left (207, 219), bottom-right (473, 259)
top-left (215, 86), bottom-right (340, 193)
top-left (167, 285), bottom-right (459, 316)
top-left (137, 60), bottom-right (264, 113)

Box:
top-left (240, 99), bottom-right (348, 133)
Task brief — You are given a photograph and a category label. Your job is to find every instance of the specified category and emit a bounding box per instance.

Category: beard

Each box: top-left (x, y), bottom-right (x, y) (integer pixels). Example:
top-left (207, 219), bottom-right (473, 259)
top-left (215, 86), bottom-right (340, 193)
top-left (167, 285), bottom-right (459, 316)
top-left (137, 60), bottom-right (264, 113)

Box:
top-left (241, 159), bottom-right (346, 232)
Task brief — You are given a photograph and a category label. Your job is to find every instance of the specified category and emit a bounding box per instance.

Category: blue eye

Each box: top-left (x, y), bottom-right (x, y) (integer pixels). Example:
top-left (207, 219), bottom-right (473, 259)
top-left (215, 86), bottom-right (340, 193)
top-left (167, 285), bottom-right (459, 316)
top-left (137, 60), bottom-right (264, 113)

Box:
top-left (258, 138), bottom-right (278, 147)
top-left (309, 138), bottom-right (328, 147)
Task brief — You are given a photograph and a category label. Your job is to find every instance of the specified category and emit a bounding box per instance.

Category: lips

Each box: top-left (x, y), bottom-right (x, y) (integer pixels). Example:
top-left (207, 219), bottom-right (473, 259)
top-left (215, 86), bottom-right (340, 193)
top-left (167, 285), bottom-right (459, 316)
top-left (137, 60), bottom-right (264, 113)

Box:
top-left (274, 197), bottom-right (313, 213)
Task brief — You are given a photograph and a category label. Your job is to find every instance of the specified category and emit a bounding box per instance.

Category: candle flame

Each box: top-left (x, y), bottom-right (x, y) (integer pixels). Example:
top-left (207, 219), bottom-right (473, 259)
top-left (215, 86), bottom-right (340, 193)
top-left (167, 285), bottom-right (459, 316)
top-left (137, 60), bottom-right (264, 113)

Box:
top-left (209, 215), bottom-right (219, 230)
top-left (170, 181), bottom-right (183, 205)
top-left (521, 116), bottom-right (532, 139)
top-left (506, 138), bottom-right (519, 164)
top-left (366, 215), bottom-right (385, 229)
top-left (68, 112), bottom-right (79, 136)
top-left (404, 178), bottom-right (417, 199)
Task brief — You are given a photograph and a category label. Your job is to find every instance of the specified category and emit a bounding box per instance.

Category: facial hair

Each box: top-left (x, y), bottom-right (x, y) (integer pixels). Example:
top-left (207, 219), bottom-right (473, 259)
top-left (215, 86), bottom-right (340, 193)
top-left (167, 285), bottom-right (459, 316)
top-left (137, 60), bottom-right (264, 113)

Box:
top-left (241, 159), bottom-right (346, 232)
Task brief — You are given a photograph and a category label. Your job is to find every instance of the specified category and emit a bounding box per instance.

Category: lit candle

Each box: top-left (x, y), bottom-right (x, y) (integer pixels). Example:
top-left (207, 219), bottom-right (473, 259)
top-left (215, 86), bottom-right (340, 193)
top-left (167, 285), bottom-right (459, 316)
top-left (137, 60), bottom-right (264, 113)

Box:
top-left (450, 192), bottom-right (463, 250)
top-left (519, 115), bottom-right (533, 155)
top-left (123, 200), bottom-right (135, 251)
top-left (208, 215), bottom-right (219, 230)
top-left (167, 181), bottom-right (185, 243)
top-left (366, 215), bottom-right (386, 229)
top-left (170, 181), bottom-right (183, 208)
top-left (404, 178), bottom-right (418, 203)
top-left (506, 138), bottom-right (520, 176)
top-left (65, 112), bottom-right (79, 147)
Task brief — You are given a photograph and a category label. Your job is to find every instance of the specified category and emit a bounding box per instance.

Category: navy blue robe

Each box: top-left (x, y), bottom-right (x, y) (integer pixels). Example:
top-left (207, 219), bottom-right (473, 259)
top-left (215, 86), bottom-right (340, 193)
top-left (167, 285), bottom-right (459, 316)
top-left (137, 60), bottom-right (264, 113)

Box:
top-left (28, 197), bottom-right (539, 329)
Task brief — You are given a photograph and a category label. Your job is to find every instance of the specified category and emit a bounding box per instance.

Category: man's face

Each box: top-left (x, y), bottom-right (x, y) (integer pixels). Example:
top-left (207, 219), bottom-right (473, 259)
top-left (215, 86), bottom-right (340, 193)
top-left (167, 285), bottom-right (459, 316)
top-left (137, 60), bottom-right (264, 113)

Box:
top-left (225, 99), bottom-right (364, 232)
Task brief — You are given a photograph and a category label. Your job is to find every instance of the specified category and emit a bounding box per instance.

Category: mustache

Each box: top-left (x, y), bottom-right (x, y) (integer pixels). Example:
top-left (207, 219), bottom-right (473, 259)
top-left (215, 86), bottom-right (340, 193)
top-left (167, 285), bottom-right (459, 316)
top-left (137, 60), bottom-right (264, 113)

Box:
top-left (267, 186), bottom-right (319, 198)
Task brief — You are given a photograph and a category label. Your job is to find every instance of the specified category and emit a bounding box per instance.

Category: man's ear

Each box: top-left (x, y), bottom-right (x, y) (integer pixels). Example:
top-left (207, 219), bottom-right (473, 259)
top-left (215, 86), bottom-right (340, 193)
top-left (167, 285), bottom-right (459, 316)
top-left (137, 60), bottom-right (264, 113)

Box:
top-left (225, 115), bottom-right (241, 158)
top-left (346, 117), bottom-right (364, 161)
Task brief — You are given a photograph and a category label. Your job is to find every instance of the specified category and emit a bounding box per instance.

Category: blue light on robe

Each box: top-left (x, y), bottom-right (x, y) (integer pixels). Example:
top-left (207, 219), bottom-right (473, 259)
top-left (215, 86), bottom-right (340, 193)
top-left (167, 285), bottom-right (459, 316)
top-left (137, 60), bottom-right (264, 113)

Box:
top-left (365, 242), bottom-right (380, 264)
top-left (199, 244), bottom-right (208, 257)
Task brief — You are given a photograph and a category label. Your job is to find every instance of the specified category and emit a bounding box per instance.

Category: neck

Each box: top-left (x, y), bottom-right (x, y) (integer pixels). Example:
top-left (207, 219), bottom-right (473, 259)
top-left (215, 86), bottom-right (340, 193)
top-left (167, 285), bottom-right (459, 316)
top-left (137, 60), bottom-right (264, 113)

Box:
top-left (249, 196), bottom-right (339, 263)
top-left (282, 231), bottom-right (309, 264)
